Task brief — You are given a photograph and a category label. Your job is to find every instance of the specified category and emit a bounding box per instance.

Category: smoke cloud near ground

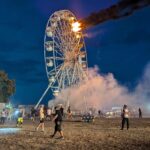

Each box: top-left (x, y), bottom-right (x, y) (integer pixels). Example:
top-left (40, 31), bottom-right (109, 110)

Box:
top-left (50, 63), bottom-right (150, 114)
top-left (80, 0), bottom-right (150, 29)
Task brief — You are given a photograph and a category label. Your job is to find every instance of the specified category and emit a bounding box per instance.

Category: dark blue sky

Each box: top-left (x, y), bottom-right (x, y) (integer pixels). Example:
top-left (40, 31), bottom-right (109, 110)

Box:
top-left (0, 0), bottom-right (150, 105)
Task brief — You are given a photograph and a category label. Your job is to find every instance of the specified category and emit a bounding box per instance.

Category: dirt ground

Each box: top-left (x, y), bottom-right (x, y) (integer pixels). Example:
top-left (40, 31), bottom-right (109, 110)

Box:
top-left (0, 118), bottom-right (150, 150)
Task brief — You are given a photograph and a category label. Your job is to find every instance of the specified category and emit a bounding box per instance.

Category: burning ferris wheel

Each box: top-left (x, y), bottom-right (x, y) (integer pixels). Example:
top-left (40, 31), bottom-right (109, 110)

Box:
top-left (35, 10), bottom-right (88, 108)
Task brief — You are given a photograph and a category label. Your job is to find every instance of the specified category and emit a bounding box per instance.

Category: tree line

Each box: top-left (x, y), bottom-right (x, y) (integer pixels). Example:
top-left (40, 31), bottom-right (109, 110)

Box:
top-left (0, 71), bottom-right (15, 103)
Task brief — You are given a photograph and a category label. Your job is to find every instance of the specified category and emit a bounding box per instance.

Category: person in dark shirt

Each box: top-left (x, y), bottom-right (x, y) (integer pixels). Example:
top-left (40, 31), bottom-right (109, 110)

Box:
top-left (139, 108), bottom-right (142, 118)
top-left (51, 105), bottom-right (64, 139)
top-left (60, 105), bottom-right (64, 117)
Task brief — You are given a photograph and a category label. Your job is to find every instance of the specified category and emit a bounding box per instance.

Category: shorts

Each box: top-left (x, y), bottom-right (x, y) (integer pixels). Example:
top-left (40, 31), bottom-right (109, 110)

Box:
top-left (55, 121), bottom-right (62, 132)
top-left (40, 118), bottom-right (44, 123)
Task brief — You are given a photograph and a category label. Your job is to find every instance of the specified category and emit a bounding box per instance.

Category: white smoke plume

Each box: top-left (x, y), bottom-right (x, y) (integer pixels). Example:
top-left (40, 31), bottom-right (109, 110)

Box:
top-left (50, 63), bottom-right (150, 114)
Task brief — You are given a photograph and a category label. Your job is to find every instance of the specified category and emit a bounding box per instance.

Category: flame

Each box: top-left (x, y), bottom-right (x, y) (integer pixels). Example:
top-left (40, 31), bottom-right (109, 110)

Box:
top-left (72, 22), bottom-right (81, 32)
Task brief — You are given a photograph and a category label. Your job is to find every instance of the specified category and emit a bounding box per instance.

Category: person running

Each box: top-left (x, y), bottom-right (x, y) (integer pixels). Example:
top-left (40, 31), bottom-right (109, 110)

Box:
top-left (139, 108), bottom-right (142, 118)
top-left (51, 105), bottom-right (64, 139)
top-left (121, 104), bottom-right (129, 130)
top-left (36, 105), bottom-right (45, 132)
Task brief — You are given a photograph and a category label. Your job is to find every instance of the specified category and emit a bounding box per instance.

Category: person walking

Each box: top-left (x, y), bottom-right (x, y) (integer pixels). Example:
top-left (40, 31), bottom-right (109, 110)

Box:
top-left (121, 104), bottom-right (129, 130)
top-left (51, 105), bottom-right (64, 139)
top-left (139, 108), bottom-right (142, 118)
top-left (36, 105), bottom-right (45, 132)
top-left (60, 105), bottom-right (64, 117)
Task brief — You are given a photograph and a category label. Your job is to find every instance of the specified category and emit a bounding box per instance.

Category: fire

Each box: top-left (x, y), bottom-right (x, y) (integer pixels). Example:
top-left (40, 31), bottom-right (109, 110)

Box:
top-left (72, 22), bottom-right (81, 32)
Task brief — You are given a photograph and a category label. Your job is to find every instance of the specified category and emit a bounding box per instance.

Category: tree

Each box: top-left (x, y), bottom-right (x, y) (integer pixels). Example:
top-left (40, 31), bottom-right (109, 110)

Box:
top-left (0, 71), bottom-right (15, 103)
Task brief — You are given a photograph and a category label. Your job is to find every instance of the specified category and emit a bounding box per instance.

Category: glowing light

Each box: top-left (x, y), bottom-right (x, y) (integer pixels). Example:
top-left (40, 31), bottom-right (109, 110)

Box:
top-left (0, 128), bottom-right (20, 134)
top-left (14, 110), bottom-right (19, 116)
top-left (69, 17), bottom-right (75, 21)
top-left (53, 90), bottom-right (59, 96)
top-left (76, 34), bottom-right (81, 38)
top-left (72, 22), bottom-right (81, 32)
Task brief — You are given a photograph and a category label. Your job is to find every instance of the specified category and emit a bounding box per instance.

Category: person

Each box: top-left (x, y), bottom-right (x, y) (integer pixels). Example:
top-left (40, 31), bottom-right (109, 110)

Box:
top-left (31, 107), bottom-right (36, 122)
top-left (46, 107), bottom-right (52, 121)
top-left (121, 105), bottom-right (129, 130)
top-left (36, 105), bottom-right (45, 132)
top-left (139, 108), bottom-right (142, 118)
top-left (51, 105), bottom-right (64, 139)
top-left (60, 105), bottom-right (64, 117)
top-left (16, 109), bottom-right (24, 127)
top-left (98, 110), bottom-right (101, 116)
top-left (1, 109), bottom-right (6, 124)
top-left (67, 106), bottom-right (72, 119)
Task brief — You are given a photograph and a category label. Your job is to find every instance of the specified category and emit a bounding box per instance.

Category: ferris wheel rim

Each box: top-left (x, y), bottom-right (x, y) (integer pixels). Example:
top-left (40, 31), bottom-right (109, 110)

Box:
top-left (44, 10), bottom-right (88, 95)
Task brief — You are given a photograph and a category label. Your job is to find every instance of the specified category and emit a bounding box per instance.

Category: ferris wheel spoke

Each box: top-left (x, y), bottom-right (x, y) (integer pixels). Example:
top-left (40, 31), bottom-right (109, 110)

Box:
top-left (64, 67), bottom-right (70, 86)
top-left (54, 29), bottom-right (64, 46)
top-left (63, 20), bottom-right (71, 44)
top-left (49, 66), bottom-right (64, 88)
top-left (54, 47), bottom-right (64, 56)
top-left (46, 56), bottom-right (64, 61)
top-left (47, 63), bottom-right (63, 75)
top-left (71, 62), bottom-right (77, 83)
top-left (50, 64), bottom-right (64, 88)
top-left (57, 65), bottom-right (66, 89)
top-left (53, 34), bottom-right (63, 47)
top-left (53, 39), bottom-right (61, 48)
top-left (57, 74), bottom-right (63, 89)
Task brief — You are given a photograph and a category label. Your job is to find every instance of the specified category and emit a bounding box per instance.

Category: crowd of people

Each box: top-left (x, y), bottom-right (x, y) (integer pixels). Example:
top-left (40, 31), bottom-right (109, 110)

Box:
top-left (0, 104), bottom-right (144, 139)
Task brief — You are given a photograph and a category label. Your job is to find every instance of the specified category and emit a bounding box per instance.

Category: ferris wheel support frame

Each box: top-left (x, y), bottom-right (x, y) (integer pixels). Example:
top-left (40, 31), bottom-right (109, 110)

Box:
top-left (34, 65), bottom-right (61, 109)
top-left (34, 85), bottom-right (51, 109)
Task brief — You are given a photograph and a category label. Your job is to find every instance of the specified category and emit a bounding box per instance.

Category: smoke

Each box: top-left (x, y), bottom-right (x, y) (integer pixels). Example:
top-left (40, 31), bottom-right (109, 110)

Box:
top-left (83, 30), bottom-right (103, 38)
top-left (50, 63), bottom-right (150, 114)
top-left (80, 0), bottom-right (150, 29)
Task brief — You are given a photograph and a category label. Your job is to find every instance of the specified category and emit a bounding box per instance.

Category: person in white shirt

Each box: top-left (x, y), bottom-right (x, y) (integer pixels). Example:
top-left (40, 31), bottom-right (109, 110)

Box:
top-left (1, 109), bottom-right (6, 124)
top-left (121, 104), bottom-right (129, 130)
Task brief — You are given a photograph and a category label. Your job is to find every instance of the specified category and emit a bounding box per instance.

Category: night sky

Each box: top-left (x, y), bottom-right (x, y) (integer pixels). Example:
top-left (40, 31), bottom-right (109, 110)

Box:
top-left (0, 0), bottom-right (150, 105)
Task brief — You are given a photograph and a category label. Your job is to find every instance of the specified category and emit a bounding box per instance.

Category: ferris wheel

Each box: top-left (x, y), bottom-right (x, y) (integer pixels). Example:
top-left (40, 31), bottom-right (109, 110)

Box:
top-left (35, 10), bottom-right (88, 108)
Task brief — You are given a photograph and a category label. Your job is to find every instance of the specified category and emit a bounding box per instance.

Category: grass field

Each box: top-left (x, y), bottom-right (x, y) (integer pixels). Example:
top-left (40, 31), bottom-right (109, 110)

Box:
top-left (0, 118), bottom-right (150, 150)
